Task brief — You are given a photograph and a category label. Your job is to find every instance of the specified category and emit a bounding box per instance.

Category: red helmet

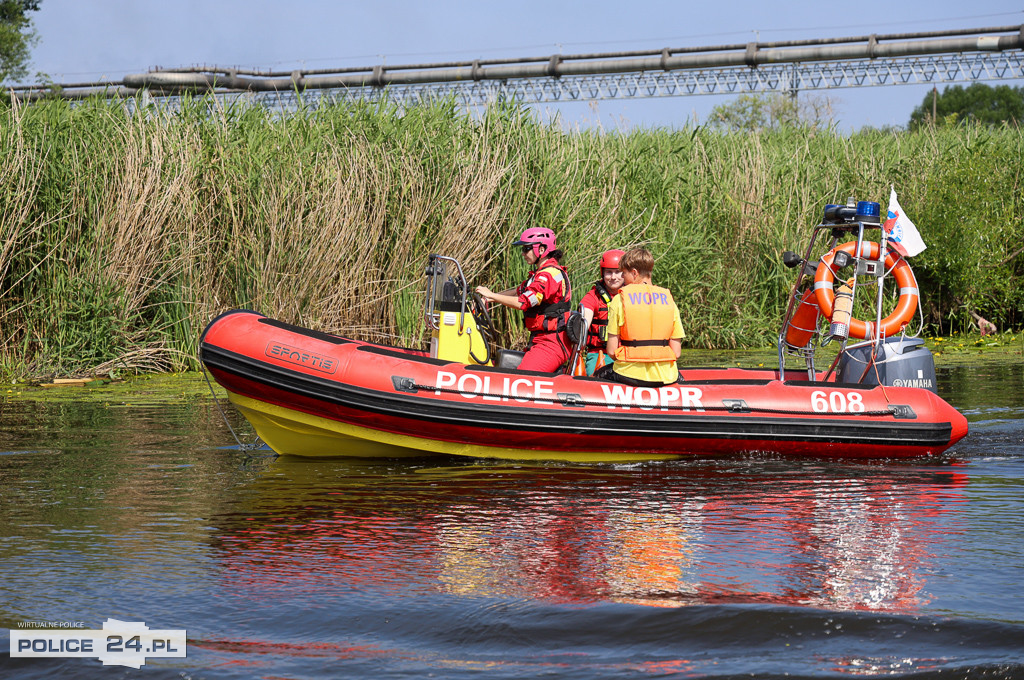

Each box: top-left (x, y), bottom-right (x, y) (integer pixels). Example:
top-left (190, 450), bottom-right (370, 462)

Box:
top-left (513, 227), bottom-right (557, 259)
top-left (599, 249), bottom-right (625, 270)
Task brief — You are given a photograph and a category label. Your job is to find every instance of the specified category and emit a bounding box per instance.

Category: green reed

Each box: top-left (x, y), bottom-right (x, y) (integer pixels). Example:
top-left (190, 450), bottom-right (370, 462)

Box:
top-left (0, 95), bottom-right (1020, 378)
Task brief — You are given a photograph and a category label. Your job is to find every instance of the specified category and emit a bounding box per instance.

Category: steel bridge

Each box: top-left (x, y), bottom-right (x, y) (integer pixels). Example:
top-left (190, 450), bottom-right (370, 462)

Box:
top-left (9, 25), bottom-right (1024, 109)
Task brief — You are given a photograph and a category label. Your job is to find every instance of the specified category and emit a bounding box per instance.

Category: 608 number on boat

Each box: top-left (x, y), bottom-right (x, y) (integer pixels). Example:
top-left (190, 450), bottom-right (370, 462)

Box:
top-left (811, 390), bottom-right (866, 413)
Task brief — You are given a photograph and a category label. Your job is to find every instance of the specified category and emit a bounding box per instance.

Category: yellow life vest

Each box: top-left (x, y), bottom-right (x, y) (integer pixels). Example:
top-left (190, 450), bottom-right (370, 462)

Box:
top-left (616, 283), bottom-right (677, 363)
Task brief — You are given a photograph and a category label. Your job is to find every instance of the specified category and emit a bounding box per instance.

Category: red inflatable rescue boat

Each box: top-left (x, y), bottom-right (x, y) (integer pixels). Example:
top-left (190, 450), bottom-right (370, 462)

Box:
top-left (199, 197), bottom-right (968, 461)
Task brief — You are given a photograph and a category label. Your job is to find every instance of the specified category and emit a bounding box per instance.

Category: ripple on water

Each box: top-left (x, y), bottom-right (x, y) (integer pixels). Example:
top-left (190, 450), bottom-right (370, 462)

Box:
top-left (0, 377), bottom-right (1022, 678)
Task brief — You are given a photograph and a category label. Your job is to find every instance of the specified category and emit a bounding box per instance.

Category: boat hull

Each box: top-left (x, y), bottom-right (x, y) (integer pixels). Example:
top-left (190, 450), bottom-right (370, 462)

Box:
top-left (200, 310), bottom-right (969, 461)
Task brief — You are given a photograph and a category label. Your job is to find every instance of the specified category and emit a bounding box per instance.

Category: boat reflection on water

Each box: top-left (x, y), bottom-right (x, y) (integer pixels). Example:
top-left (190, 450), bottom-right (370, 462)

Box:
top-left (210, 457), bottom-right (968, 614)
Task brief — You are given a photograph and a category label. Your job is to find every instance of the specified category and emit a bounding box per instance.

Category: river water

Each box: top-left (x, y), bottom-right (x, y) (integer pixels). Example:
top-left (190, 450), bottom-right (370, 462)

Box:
top-left (0, 361), bottom-right (1022, 679)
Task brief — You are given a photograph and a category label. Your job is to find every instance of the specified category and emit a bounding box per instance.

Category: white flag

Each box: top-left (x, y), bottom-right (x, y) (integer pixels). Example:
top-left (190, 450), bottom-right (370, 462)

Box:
top-left (883, 188), bottom-right (926, 257)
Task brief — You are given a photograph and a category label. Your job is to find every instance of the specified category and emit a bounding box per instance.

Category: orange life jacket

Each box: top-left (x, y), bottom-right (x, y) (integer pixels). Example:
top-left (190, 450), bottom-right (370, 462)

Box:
top-left (616, 282), bottom-right (677, 363)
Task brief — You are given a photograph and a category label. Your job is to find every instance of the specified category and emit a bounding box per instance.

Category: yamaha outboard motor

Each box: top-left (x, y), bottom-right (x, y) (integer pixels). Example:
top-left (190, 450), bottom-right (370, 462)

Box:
top-left (836, 337), bottom-right (938, 394)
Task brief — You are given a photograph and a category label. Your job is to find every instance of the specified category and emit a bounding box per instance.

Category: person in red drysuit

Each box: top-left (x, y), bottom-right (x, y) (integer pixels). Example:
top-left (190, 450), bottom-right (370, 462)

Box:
top-left (475, 227), bottom-right (573, 373)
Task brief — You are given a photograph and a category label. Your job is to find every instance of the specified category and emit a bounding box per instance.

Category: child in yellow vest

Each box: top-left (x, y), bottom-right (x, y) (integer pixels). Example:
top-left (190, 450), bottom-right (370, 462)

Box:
top-left (603, 248), bottom-right (684, 387)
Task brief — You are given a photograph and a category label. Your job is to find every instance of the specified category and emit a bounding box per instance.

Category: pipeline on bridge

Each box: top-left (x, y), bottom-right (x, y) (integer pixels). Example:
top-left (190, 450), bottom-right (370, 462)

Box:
top-left (6, 24), bottom-right (1024, 103)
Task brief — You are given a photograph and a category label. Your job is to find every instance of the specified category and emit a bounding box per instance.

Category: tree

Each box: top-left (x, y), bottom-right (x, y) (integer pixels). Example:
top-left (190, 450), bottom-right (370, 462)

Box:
top-left (0, 0), bottom-right (41, 83)
top-left (707, 92), bottom-right (835, 132)
top-left (909, 83), bottom-right (1024, 130)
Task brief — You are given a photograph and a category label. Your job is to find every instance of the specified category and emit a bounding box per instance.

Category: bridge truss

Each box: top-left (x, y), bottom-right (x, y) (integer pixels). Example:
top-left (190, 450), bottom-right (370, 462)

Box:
top-left (8, 25), bottom-right (1024, 112)
top-left (287, 51), bottom-right (1024, 110)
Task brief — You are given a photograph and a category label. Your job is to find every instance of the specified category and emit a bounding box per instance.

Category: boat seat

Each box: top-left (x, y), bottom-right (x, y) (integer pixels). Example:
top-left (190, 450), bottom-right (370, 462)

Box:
top-left (495, 349), bottom-right (524, 370)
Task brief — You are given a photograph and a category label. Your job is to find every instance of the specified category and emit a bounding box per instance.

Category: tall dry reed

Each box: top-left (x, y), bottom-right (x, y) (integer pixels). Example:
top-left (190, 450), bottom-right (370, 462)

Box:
top-left (0, 96), bottom-right (1020, 378)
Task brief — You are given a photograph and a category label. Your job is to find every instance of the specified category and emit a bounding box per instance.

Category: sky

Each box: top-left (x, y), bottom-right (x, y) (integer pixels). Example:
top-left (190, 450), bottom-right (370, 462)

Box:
top-left (15, 0), bottom-right (1024, 132)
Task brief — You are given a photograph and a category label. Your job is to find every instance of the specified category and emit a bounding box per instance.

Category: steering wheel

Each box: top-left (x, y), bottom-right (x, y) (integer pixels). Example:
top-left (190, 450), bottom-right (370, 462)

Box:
top-left (470, 292), bottom-right (497, 342)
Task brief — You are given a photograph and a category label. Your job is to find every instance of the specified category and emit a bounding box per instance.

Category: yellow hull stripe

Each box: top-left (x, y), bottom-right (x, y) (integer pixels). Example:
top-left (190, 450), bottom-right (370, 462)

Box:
top-left (226, 391), bottom-right (681, 463)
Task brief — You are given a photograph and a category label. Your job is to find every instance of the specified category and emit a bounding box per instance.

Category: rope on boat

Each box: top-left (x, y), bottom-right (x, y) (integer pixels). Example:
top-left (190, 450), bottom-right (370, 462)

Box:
top-left (412, 382), bottom-right (898, 418)
top-left (201, 365), bottom-right (269, 454)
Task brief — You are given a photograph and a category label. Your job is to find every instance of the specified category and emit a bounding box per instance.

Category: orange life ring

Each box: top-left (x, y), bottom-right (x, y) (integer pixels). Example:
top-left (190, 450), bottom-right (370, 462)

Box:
top-left (813, 241), bottom-right (918, 340)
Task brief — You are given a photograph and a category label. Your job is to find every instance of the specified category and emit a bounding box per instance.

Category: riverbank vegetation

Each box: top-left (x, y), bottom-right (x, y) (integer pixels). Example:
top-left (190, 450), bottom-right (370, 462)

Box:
top-left (0, 95), bottom-right (1021, 378)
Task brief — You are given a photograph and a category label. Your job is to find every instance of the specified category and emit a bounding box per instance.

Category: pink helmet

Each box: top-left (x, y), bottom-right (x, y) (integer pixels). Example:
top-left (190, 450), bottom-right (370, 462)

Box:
top-left (512, 227), bottom-right (557, 259)
top-left (599, 249), bottom-right (625, 270)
